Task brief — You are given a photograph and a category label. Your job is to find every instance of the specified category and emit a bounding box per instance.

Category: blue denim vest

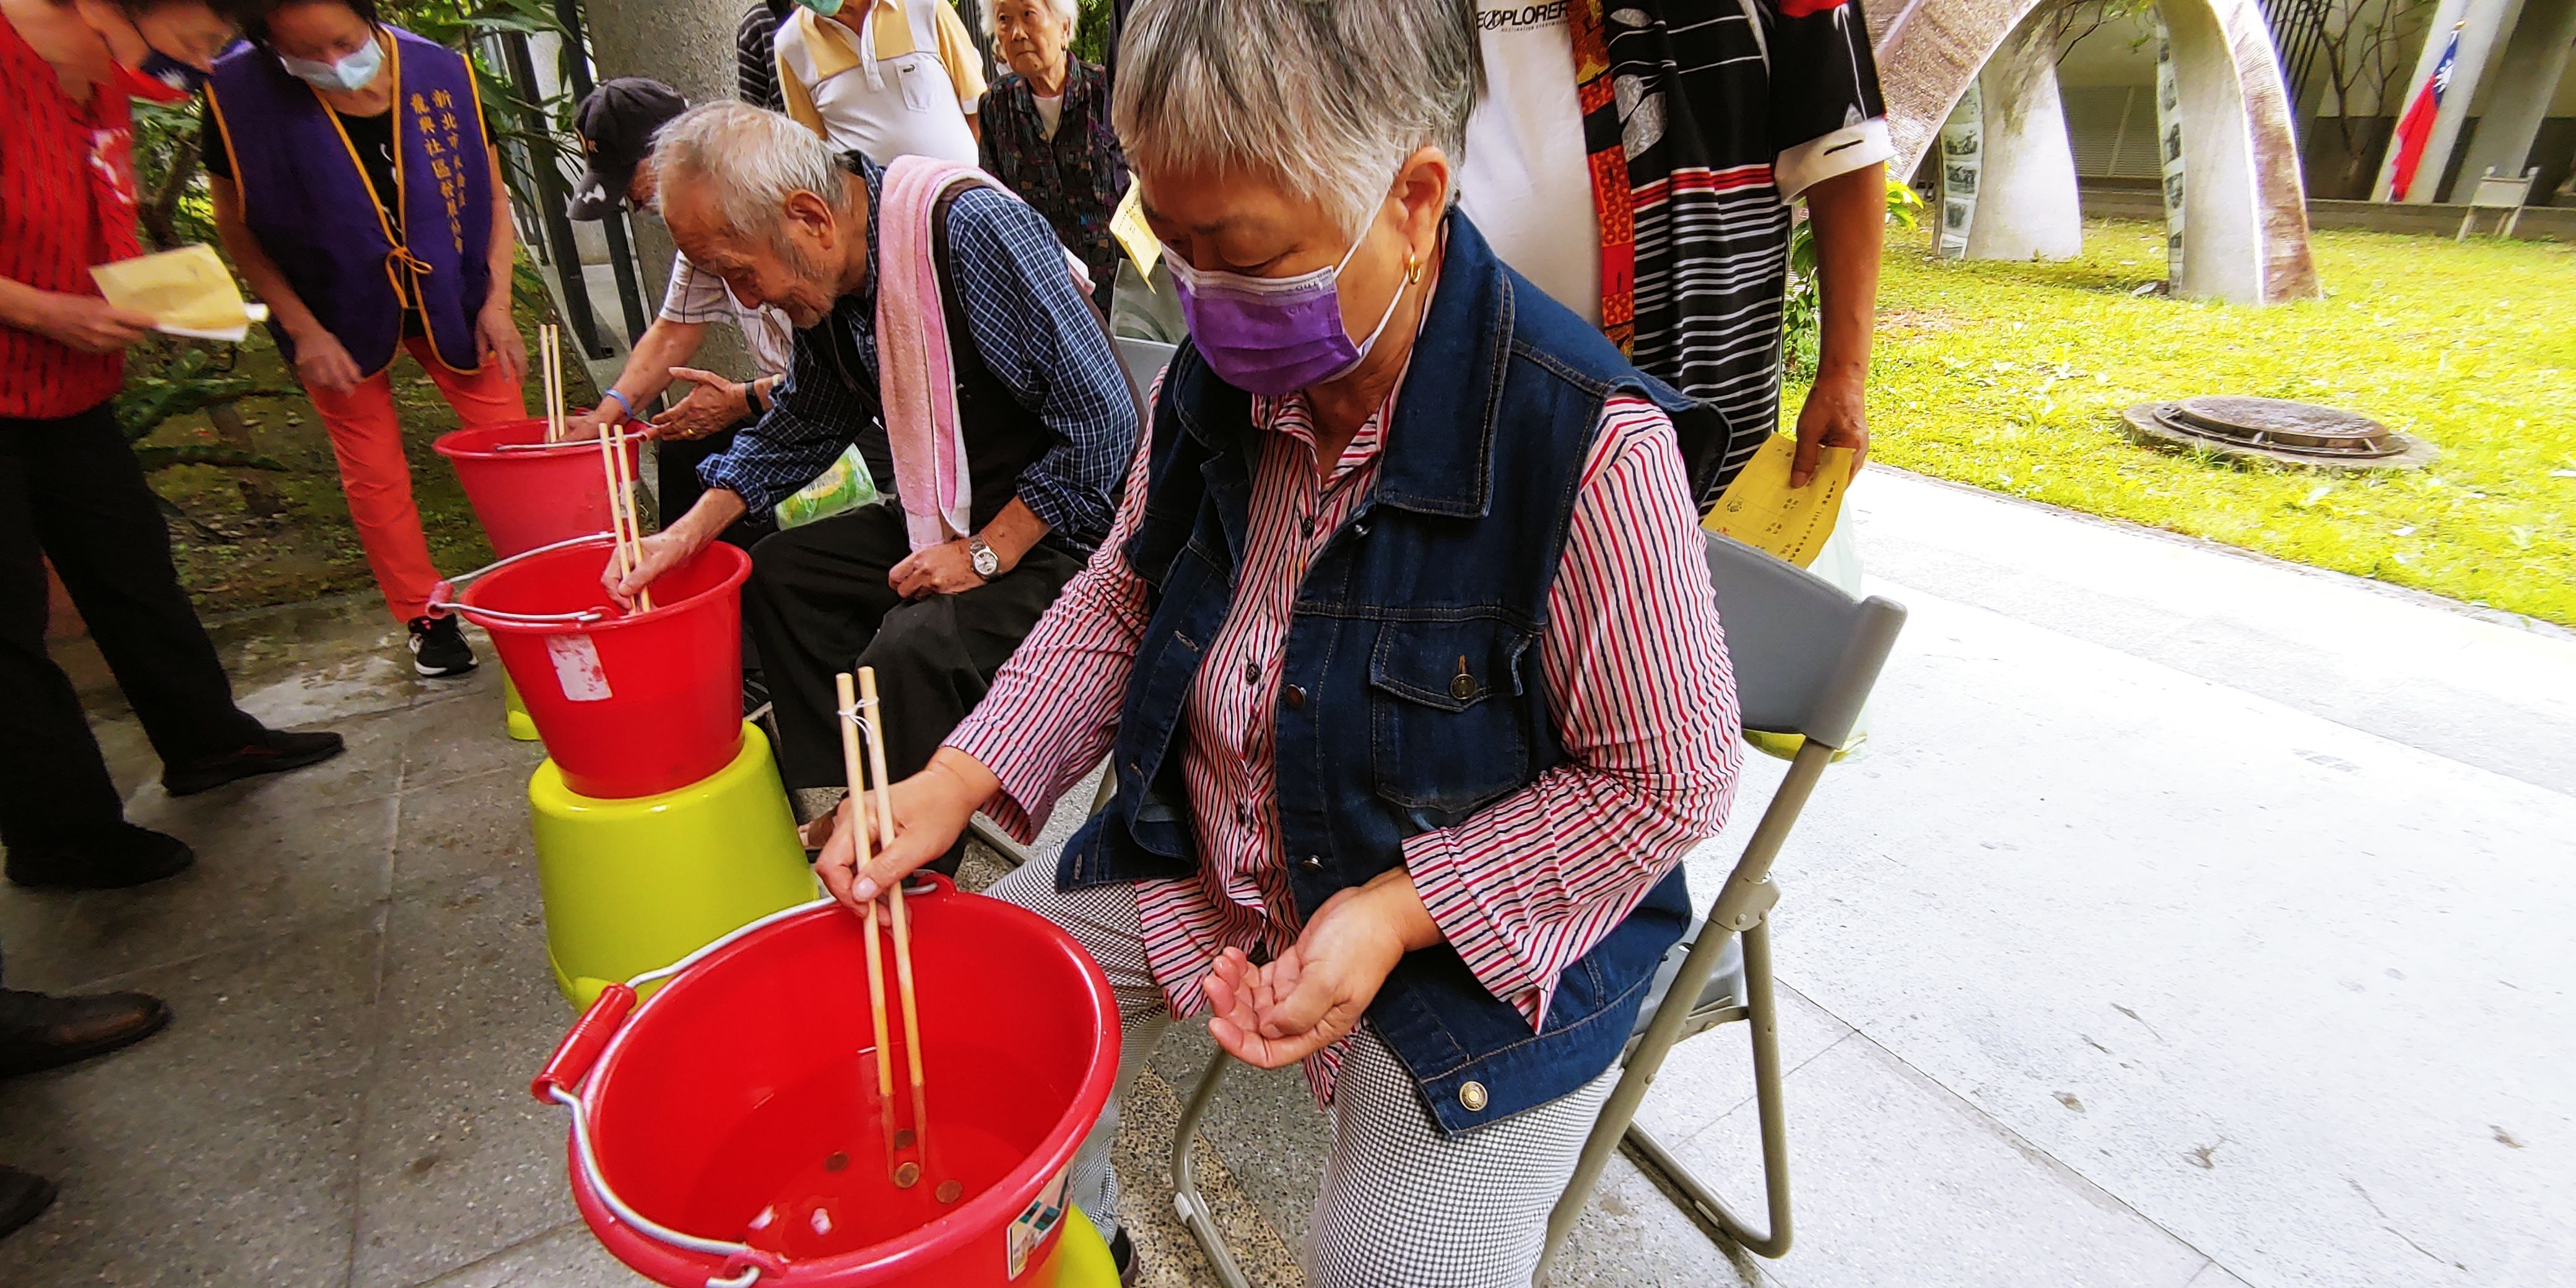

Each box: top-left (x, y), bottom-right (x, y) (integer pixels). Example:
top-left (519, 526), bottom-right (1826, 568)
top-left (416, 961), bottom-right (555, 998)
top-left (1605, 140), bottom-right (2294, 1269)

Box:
top-left (1056, 213), bottom-right (1718, 1134)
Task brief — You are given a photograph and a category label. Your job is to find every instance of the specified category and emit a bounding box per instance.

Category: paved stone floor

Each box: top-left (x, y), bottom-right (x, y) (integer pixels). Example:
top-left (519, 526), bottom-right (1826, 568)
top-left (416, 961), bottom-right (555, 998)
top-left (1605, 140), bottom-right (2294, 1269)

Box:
top-left (2, 468), bottom-right (2570, 1286)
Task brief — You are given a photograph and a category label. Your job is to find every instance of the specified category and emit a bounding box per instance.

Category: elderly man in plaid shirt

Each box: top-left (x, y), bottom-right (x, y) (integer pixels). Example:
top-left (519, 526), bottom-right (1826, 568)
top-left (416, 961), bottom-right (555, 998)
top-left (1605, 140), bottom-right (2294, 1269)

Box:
top-left (609, 103), bottom-right (1136, 871)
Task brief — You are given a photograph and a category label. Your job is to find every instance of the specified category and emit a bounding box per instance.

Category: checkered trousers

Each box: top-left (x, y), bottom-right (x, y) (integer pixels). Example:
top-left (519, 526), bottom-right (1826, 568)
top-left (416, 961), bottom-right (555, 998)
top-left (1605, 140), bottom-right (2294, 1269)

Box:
top-left (983, 864), bottom-right (1618, 1287)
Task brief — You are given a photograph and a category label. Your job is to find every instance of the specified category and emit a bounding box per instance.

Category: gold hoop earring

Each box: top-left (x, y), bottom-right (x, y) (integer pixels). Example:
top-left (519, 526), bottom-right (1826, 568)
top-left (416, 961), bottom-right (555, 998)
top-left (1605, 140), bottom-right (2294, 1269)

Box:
top-left (1404, 252), bottom-right (1424, 285)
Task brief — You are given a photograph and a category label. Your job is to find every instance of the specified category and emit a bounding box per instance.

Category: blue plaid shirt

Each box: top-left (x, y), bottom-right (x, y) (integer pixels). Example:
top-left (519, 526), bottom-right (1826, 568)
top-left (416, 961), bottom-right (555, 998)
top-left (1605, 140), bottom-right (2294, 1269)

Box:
top-left (699, 153), bottom-right (1135, 549)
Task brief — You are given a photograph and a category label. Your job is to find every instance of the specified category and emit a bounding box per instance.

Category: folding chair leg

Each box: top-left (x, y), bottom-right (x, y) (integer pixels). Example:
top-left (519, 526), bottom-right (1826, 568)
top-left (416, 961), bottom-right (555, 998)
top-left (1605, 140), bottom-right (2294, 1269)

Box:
top-left (968, 814), bottom-right (1032, 868)
top-left (1622, 918), bottom-right (1793, 1258)
top-left (966, 764), bottom-right (1115, 871)
top-left (1170, 1049), bottom-right (1253, 1288)
top-left (1534, 740), bottom-right (1829, 1284)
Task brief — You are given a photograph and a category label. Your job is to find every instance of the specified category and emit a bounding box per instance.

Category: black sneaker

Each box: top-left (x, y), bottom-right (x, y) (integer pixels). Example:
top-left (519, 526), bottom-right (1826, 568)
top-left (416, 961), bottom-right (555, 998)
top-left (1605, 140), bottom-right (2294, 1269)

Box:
top-left (162, 728), bottom-right (346, 798)
top-left (0, 1165), bottom-right (56, 1242)
top-left (408, 614), bottom-right (477, 677)
top-left (5, 824), bottom-right (194, 890)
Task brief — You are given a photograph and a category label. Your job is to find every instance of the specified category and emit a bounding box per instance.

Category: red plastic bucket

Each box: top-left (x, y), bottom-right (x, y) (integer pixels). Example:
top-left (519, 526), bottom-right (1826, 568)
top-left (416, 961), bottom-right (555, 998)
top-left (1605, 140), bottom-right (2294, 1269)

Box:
top-left (446, 536), bottom-right (749, 799)
top-left (434, 417), bottom-right (641, 559)
top-left (531, 881), bottom-right (1121, 1288)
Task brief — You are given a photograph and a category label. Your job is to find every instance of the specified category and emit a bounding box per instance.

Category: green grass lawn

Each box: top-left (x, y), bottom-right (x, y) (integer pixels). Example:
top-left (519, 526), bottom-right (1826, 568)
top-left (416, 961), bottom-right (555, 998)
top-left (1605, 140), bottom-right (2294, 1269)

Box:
top-left (1841, 218), bottom-right (2576, 627)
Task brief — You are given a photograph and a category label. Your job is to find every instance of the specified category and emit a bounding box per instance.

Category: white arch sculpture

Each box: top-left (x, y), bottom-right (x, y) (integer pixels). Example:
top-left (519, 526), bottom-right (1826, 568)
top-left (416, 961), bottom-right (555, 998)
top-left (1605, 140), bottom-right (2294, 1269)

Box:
top-left (1869, 0), bottom-right (2322, 303)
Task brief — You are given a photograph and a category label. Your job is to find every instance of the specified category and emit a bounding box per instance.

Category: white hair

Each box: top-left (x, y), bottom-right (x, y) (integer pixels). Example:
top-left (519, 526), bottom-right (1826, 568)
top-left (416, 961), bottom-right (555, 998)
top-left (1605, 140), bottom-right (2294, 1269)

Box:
top-left (648, 101), bottom-right (855, 255)
top-left (1112, 0), bottom-right (1484, 240)
top-left (978, 0), bottom-right (1081, 41)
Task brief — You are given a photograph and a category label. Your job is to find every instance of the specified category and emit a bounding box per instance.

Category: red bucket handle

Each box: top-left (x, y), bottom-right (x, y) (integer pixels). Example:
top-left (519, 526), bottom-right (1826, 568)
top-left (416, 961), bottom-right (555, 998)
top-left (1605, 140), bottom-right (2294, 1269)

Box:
top-left (530, 983), bottom-right (637, 1102)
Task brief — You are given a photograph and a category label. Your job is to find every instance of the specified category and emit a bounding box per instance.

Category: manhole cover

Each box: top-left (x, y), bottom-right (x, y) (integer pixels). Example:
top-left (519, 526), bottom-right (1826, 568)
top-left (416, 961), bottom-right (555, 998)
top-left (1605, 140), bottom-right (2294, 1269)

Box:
top-left (2120, 396), bottom-right (2435, 471)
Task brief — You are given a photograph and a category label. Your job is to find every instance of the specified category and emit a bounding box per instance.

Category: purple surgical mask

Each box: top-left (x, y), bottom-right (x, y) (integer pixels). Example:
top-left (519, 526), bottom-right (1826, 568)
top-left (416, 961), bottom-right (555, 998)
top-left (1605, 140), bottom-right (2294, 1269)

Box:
top-left (1167, 230), bottom-right (1409, 396)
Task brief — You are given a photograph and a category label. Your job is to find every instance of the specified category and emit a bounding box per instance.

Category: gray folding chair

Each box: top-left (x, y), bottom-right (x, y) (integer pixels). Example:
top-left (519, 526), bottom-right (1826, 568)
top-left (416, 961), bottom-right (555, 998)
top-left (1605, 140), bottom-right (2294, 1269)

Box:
top-left (1166, 531), bottom-right (1906, 1286)
top-left (964, 336), bottom-right (1176, 869)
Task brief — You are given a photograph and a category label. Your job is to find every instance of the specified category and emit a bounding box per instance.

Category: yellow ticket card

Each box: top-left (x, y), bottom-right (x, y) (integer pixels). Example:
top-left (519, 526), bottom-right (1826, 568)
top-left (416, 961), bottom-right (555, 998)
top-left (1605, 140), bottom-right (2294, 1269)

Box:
top-left (90, 243), bottom-right (266, 341)
top-left (1109, 183), bottom-right (1162, 283)
top-left (1703, 433), bottom-right (1853, 568)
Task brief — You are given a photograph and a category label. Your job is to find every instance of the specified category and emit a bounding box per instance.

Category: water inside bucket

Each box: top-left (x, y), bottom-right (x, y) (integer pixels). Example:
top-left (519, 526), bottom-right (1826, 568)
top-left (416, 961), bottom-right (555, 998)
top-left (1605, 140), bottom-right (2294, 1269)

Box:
top-left (681, 1038), bottom-right (1051, 1260)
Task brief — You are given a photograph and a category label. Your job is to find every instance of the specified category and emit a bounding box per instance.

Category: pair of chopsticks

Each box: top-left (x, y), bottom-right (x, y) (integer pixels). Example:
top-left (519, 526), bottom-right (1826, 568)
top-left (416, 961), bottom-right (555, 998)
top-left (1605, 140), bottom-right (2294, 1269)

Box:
top-left (544, 323), bottom-right (655, 612)
top-left (541, 323), bottom-right (567, 443)
top-left (834, 668), bottom-right (938, 1195)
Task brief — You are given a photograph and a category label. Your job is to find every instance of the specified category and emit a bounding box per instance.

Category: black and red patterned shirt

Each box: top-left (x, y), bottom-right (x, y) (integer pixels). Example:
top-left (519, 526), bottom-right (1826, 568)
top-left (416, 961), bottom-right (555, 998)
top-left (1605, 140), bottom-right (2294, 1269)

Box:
top-left (1463, 0), bottom-right (1891, 500)
top-left (1, 13), bottom-right (141, 419)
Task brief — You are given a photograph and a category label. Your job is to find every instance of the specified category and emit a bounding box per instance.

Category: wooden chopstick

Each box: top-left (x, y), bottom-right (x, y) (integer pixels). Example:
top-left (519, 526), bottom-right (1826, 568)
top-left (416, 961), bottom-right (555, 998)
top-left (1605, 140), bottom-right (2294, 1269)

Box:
top-left (594, 422), bottom-right (633, 596)
top-left (609, 424), bottom-right (653, 612)
top-left (858, 666), bottom-right (931, 1185)
top-left (835, 672), bottom-right (901, 1183)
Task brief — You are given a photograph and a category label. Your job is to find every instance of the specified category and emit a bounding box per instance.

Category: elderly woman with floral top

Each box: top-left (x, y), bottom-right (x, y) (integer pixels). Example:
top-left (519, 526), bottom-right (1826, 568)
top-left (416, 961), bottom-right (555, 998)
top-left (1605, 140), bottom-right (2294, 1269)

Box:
top-left (976, 0), bottom-right (1126, 308)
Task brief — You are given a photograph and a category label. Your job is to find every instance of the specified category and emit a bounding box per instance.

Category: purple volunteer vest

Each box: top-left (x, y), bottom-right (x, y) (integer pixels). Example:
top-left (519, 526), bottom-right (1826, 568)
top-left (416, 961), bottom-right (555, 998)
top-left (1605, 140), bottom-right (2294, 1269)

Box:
top-left (208, 27), bottom-right (494, 375)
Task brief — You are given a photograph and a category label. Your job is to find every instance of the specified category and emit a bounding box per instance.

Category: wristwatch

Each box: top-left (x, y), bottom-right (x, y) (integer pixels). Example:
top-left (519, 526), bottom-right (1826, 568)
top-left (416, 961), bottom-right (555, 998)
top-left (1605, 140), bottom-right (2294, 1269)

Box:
top-left (968, 535), bottom-right (1000, 581)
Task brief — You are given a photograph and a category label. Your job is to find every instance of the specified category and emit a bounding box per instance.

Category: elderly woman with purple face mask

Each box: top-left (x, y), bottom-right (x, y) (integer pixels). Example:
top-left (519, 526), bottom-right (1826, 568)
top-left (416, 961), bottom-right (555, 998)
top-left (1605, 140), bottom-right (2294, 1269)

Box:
top-left (811, 1), bottom-right (1747, 1281)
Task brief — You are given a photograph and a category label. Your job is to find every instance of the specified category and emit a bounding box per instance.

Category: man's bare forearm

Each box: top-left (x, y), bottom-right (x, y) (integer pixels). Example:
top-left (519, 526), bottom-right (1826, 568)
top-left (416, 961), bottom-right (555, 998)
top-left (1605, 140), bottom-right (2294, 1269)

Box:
top-left (1806, 162), bottom-right (1885, 383)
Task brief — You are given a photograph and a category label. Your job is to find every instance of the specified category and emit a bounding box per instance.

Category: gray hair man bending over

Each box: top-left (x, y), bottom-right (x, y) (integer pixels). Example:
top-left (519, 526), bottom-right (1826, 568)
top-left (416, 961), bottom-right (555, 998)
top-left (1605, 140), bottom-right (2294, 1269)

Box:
top-left (608, 102), bottom-right (1136, 869)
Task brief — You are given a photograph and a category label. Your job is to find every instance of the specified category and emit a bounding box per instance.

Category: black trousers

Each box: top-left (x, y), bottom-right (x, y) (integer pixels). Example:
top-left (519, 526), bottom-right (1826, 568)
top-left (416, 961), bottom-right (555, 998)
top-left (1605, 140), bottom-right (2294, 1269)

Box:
top-left (0, 402), bottom-right (262, 853)
top-left (743, 502), bottom-right (1080, 831)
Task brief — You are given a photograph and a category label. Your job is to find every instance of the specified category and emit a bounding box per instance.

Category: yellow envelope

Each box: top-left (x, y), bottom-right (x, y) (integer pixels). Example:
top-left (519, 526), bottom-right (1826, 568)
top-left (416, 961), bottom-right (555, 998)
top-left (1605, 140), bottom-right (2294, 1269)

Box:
top-left (1702, 433), bottom-right (1853, 568)
top-left (1109, 183), bottom-right (1162, 284)
top-left (90, 243), bottom-right (266, 342)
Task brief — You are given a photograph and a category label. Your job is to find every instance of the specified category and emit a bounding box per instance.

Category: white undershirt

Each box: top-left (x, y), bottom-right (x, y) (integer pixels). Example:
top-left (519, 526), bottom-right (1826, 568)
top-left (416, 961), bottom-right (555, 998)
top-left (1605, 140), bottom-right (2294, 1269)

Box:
top-left (1457, 0), bottom-right (1600, 326)
top-left (1032, 91), bottom-right (1063, 141)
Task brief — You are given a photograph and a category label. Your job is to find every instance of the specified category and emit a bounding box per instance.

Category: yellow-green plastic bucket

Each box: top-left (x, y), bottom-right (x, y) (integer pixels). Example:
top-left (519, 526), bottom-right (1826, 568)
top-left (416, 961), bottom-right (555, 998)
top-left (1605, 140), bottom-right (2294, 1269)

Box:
top-left (529, 721), bottom-right (816, 1007)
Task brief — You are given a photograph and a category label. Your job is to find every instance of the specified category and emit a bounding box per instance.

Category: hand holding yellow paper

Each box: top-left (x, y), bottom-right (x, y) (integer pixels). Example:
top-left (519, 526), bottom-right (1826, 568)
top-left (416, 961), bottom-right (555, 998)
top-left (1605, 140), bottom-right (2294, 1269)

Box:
top-left (1702, 433), bottom-right (1853, 568)
top-left (90, 244), bottom-right (269, 342)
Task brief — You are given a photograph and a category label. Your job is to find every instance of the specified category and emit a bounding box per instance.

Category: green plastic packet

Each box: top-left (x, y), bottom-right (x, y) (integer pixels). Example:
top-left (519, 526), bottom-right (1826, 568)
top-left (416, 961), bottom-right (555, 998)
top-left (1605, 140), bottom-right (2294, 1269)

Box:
top-left (773, 444), bottom-right (881, 530)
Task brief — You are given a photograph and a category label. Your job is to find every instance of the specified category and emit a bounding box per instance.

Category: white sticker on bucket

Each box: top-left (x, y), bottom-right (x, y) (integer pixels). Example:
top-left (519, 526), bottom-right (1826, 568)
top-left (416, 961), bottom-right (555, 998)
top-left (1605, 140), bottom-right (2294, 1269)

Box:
top-left (546, 634), bottom-right (613, 702)
top-left (1006, 1165), bottom-right (1070, 1279)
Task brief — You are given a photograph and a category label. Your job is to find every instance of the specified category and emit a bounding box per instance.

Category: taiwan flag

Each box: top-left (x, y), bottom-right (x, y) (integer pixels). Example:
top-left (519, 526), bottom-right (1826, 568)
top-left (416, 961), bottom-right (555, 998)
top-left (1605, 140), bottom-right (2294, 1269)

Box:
top-left (2388, 22), bottom-right (2461, 201)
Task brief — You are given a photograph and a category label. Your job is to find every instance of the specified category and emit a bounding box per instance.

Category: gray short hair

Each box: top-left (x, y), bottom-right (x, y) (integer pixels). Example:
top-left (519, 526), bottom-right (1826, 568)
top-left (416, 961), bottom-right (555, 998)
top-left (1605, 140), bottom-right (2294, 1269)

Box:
top-left (978, 0), bottom-right (1081, 41)
top-left (1112, 0), bottom-right (1484, 240)
top-left (649, 101), bottom-right (855, 253)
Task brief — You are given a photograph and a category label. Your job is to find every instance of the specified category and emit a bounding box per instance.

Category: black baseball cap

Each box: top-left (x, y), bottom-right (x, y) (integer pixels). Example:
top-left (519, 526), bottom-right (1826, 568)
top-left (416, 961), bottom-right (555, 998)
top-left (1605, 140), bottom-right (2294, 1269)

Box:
top-left (568, 78), bottom-right (689, 220)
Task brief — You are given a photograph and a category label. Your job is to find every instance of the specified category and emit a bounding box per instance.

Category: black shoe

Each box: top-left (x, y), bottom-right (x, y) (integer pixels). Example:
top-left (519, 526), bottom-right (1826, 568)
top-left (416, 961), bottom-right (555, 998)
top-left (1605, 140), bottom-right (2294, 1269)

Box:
top-left (162, 728), bottom-right (346, 798)
top-left (5, 824), bottom-right (194, 890)
top-left (0, 988), bottom-right (170, 1078)
top-left (407, 614), bottom-right (477, 677)
top-left (0, 1165), bottom-right (57, 1241)
top-left (1108, 1225), bottom-right (1136, 1287)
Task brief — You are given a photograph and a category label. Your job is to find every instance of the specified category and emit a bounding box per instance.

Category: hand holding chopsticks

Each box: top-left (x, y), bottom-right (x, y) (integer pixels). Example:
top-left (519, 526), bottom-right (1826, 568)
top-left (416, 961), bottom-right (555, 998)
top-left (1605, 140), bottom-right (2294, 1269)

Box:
top-left (834, 668), bottom-right (943, 1194)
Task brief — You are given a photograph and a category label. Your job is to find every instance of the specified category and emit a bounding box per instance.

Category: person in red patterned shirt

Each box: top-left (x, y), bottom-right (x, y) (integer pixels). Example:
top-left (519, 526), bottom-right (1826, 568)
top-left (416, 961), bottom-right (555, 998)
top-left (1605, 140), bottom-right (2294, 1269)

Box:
top-left (0, 0), bottom-right (346, 1238)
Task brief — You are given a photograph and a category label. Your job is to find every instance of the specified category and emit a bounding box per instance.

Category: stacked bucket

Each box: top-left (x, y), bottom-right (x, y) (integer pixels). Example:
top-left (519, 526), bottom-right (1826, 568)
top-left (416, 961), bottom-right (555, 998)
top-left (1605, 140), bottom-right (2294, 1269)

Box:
top-left (434, 418), bottom-right (815, 1007)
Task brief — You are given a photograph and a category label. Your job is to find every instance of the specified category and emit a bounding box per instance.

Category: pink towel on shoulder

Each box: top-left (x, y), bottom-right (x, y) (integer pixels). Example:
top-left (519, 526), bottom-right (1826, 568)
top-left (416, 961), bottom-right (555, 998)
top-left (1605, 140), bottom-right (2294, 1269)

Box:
top-left (877, 155), bottom-right (987, 553)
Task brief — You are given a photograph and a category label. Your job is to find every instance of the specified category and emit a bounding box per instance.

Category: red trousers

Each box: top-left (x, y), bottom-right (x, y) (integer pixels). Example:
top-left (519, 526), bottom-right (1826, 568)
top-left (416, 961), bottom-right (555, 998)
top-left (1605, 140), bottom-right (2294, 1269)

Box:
top-left (304, 336), bottom-right (524, 622)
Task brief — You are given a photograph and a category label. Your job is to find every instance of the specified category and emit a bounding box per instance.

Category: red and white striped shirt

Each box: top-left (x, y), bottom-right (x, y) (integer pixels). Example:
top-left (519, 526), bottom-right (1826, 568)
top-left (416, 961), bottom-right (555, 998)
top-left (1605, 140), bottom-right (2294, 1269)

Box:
top-left (949, 380), bottom-right (1742, 1103)
top-left (1, 14), bottom-right (141, 420)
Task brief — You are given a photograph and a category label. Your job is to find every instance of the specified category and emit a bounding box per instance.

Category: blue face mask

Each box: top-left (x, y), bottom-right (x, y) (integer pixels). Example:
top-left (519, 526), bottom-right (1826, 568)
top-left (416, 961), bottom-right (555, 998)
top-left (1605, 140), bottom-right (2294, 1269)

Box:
top-left (279, 35), bottom-right (384, 92)
top-left (793, 0), bottom-right (846, 15)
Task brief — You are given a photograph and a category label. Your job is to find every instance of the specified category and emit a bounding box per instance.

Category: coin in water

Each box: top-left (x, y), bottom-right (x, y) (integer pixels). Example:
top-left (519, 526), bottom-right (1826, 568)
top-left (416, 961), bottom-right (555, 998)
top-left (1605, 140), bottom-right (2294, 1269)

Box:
top-left (894, 1162), bottom-right (921, 1188)
top-left (824, 1151), bottom-right (850, 1173)
top-left (894, 1128), bottom-right (916, 1149)
top-left (936, 1180), bottom-right (963, 1204)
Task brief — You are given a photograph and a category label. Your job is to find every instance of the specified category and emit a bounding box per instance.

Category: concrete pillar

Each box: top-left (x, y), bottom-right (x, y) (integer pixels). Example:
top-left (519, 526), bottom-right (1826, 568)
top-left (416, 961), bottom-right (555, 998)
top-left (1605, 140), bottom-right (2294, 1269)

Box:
top-left (2453, 0), bottom-right (2576, 194)
top-left (2157, 0), bottom-right (2314, 301)
top-left (1965, 12), bottom-right (2084, 261)
top-left (2375, 0), bottom-right (2531, 202)
top-left (581, 0), bottom-right (742, 305)
top-left (1871, 0), bottom-right (2317, 302)
top-left (582, 0), bottom-right (755, 378)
